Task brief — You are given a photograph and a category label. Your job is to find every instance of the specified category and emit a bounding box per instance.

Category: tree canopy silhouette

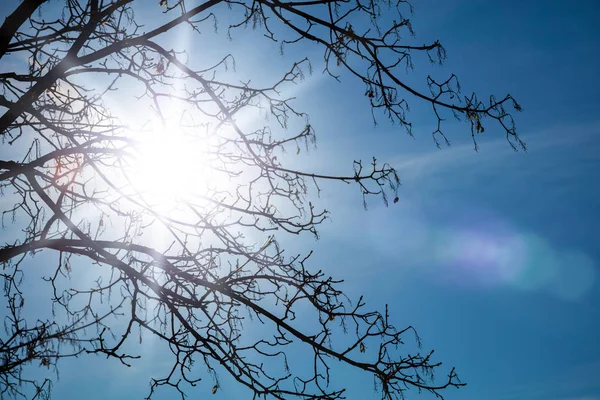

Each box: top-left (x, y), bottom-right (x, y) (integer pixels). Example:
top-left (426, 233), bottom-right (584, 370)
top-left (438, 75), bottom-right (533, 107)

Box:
top-left (0, 0), bottom-right (523, 399)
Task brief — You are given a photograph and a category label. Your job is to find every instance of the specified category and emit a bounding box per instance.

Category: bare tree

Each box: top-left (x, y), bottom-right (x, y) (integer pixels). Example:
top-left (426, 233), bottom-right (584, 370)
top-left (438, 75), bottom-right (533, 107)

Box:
top-left (0, 0), bottom-right (523, 399)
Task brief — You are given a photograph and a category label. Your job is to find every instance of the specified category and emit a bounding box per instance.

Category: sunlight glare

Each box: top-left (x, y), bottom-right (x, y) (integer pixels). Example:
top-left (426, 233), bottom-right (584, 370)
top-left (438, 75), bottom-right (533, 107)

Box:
top-left (130, 120), bottom-right (213, 212)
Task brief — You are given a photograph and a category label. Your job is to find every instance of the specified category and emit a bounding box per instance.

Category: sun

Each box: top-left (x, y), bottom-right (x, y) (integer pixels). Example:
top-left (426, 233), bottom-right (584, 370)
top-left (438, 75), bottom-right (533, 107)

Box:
top-left (128, 119), bottom-right (215, 213)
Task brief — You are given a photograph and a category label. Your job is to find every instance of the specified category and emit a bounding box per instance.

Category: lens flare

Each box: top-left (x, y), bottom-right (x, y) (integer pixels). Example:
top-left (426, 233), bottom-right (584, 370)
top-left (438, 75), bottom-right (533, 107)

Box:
top-left (434, 217), bottom-right (596, 300)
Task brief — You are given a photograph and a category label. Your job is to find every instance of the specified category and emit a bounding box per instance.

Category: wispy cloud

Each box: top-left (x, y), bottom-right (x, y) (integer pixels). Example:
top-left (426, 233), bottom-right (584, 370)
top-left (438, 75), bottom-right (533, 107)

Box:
top-left (393, 119), bottom-right (600, 182)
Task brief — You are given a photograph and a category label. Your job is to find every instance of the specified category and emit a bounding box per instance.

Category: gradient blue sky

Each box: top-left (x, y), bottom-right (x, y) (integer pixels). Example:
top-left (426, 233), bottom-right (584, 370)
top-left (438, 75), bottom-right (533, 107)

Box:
top-left (2, 1), bottom-right (600, 400)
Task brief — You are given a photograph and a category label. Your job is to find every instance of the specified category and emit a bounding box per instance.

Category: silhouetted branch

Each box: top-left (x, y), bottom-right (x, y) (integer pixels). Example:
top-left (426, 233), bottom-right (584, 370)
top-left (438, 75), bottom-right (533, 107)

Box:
top-left (1, 0), bottom-right (519, 398)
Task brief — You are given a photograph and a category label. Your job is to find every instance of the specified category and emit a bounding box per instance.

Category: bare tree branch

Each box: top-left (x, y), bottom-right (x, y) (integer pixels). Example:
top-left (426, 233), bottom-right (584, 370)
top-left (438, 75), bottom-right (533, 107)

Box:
top-left (0, 0), bottom-right (521, 398)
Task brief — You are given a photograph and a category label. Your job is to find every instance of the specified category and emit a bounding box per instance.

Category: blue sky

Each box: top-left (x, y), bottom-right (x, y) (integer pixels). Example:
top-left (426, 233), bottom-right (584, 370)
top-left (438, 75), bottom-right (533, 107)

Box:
top-left (302, 2), bottom-right (600, 399)
top-left (2, 0), bottom-right (600, 399)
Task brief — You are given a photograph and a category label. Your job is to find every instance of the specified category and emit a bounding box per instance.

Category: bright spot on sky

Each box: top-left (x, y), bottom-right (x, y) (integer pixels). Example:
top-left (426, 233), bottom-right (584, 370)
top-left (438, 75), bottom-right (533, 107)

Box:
top-left (438, 226), bottom-right (596, 301)
top-left (362, 207), bottom-right (596, 301)
top-left (129, 121), bottom-right (213, 212)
